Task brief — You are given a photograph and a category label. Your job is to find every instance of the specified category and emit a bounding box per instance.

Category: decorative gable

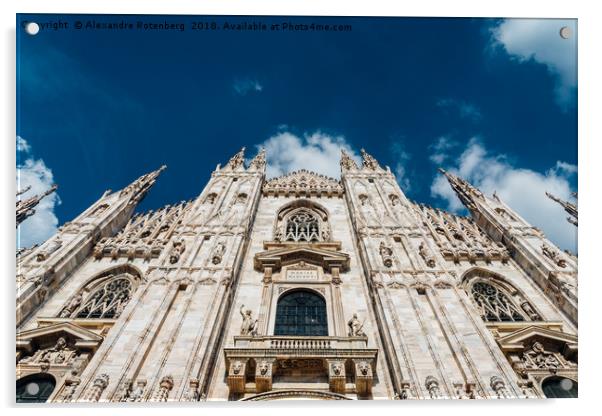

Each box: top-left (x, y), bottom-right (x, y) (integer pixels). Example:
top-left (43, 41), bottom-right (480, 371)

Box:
top-left (262, 170), bottom-right (344, 197)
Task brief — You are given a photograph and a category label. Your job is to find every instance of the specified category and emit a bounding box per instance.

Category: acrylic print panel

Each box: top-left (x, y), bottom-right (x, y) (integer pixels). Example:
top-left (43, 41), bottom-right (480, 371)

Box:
top-left (16, 14), bottom-right (578, 402)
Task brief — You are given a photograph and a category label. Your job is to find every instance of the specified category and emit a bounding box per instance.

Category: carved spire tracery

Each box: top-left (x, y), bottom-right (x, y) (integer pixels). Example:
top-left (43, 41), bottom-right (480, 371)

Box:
top-left (225, 147), bottom-right (246, 170)
top-left (438, 168), bottom-right (483, 211)
top-left (93, 200), bottom-right (190, 261)
top-left (16, 184), bottom-right (58, 226)
top-left (546, 192), bottom-right (577, 226)
top-left (120, 165), bottom-right (166, 205)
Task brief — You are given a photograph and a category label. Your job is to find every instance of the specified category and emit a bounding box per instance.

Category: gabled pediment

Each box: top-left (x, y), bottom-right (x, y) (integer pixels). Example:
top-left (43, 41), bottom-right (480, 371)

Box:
top-left (496, 325), bottom-right (577, 357)
top-left (254, 244), bottom-right (350, 273)
top-left (16, 322), bottom-right (103, 353)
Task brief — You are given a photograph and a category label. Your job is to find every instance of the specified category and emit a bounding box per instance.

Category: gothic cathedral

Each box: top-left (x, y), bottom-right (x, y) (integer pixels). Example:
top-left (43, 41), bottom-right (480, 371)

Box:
top-left (16, 147), bottom-right (578, 402)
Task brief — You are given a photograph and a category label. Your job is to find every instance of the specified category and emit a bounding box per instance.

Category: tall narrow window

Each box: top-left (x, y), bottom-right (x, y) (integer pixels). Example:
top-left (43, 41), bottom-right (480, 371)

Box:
top-left (285, 210), bottom-right (320, 242)
top-left (275, 290), bottom-right (328, 336)
top-left (470, 281), bottom-right (526, 322)
top-left (16, 374), bottom-right (56, 403)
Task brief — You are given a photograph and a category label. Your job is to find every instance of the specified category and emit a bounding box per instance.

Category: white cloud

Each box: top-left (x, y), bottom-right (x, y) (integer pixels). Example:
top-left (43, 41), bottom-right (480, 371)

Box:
top-left (490, 18), bottom-right (577, 108)
top-left (233, 78), bottom-right (263, 95)
top-left (391, 142), bottom-right (411, 191)
top-left (16, 135), bottom-right (31, 153)
top-left (429, 136), bottom-right (457, 165)
top-left (431, 138), bottom-right (577, 252)
top-left (255, 131), bottom-right (360, 179)
top-left (436, 98), bottom-right (482, 122)
top-left (17, 137), bottom-right (60, 248)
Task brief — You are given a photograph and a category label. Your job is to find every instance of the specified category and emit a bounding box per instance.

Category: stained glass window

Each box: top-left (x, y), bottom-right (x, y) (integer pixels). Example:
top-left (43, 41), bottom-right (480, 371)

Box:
top-left (275, 290), bottom-right (328, 336)
top-left (470, 281), bottom-right (526, 322)
top-left (75, 277), bottom-right (133, 319)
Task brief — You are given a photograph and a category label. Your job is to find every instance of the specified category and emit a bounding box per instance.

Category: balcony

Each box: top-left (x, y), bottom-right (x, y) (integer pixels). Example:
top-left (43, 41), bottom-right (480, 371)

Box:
top-left (223, 335), bottom-right (378, 397)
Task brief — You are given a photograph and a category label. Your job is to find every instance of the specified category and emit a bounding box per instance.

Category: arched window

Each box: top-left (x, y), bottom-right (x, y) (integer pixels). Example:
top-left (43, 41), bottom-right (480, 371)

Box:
top-left (61, 270), bottom-right (139, 320)
top-left (275, 290), bottom-right (328, 336)
top-left (16, 373), bottom-right (56, 403)
top-left (470, 281), bottom-right (527, 322)
top-left (285, 210), bottom-right (320, 242)
top-left (542, 377), bottom-right (578, 398)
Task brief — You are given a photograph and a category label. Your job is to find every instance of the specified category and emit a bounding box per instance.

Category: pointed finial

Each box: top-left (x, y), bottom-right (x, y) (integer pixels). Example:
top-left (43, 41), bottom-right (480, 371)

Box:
top-left (546, 191), bottom-right (577, 226)
top-left (225, 147), bottom-right (246, 170)
top-left (340, 149), bottom-right (359, 171)
top-left (16, 184), bottom-right (58, 226)
top-left (249, 148), bottom-right (266, 170)
top-left (360, 148), bottom-right (381, 170)
top-left (438, 168), bottom-right (483, 211)
top-left (120, 165), bottom-right (166, 204)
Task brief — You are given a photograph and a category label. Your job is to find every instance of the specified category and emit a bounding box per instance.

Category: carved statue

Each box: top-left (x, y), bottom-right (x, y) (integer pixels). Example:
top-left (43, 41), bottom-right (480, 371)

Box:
top-left (36, 237), bottom-right (63, 262)
top-left (348, 313), bottom-right (366, 337)
top-left (127, 380), bottom-right (146, 402)
top-left (239, 305), bottom-right (258, 336)
top-left (379, 241), bottom-right (393, 268)
top-left (212, 242), bottom-right (226, 265)
top-left (169, 240), bottom-right (185, 264)
top-left (60, 293), bottom-right (83, 318)
top-left (425, 376), bottom-right (441, 398)
top-left (418, 242), bottom-right (436, 268)
top-left (542, 243), bottom-right (567, 268)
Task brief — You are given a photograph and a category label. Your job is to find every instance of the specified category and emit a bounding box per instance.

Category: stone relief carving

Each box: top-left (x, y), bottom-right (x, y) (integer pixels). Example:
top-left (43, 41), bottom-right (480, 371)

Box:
top-left (59, 294), bottom-right (83, 318)
top-left (152, 375), bottom-right (174, 402)
top-left (127, 380), bottom-right (147, 402)
top-left (347, 313), bottom-right (366, 337)
top-left (182, 378), bottom-right (200, 401)
top-left (379, 241), bottom-right (394, 268)
top-left (239, 305), bottom-right (258, 336)
top-left (19, 336), bottom-right (78, 367)
top-left (83, 373), bottom-right (109, 402)
top-left (520, 341), bottom-right (574, 372)
top-left (490, 376), bottom-right (509, 399)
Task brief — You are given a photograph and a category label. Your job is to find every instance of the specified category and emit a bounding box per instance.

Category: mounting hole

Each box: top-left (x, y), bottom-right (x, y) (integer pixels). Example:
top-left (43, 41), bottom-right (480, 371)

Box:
top-left (559, 26), bottom-right (572, 39)
top-left (25, 22), bottom-right (40, 35)
top-left (26, 382), bottom-right (40, 395)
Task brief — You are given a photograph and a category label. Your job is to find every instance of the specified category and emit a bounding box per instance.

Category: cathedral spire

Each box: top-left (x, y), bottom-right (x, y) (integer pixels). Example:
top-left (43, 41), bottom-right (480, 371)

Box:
top-left (248, 148), bottom-right (266, 171)
top-left (360, 148), bottom-right (381, 170)
top-left (340, 149), bottom-right (359, 171)
top-left (16, 184), bottom-right (58, 226)
top-left (225, 147), bottom-right (246, 170)
top-left (438, 168), bottom-right (483, 211)
top-left (120, 165), bottom-right (166, 205)
top-left (546, 191), bottom-right (578, 226)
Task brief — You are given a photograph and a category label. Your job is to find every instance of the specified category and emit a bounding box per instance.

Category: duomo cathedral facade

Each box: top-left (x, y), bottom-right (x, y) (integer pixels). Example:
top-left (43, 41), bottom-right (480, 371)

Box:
top-left (16, 147), bottom-right (578, 402)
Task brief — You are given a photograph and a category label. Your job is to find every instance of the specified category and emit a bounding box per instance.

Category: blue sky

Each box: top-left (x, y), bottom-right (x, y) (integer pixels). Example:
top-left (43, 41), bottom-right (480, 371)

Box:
top-left (16, 15), bottom-right (577, 251)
